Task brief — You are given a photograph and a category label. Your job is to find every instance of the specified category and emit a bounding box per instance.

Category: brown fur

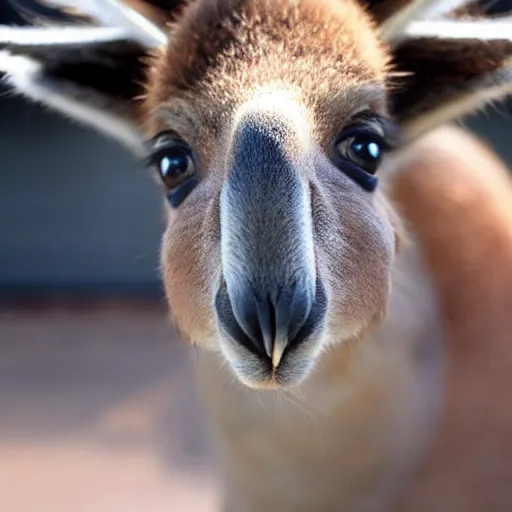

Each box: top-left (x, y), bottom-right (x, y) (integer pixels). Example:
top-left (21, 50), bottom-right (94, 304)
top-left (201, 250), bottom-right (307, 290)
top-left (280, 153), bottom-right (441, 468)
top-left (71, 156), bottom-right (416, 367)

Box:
top-left (144, 0), bottom-right (388, 128)
top-left (392, 125), bottom-right (512, 511)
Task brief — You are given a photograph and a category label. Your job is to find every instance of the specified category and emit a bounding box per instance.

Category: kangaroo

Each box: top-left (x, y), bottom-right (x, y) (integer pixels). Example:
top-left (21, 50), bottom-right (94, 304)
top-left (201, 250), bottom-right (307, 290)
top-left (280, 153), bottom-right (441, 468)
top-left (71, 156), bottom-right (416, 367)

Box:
top-left (1, 1), bottom-right (511, 510)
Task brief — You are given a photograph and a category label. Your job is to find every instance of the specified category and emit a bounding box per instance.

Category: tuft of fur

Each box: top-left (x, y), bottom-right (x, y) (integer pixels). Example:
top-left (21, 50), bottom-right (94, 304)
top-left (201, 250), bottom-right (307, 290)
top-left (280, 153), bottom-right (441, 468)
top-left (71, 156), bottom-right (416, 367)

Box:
top-left (144, 0), bottom-right (389, 135)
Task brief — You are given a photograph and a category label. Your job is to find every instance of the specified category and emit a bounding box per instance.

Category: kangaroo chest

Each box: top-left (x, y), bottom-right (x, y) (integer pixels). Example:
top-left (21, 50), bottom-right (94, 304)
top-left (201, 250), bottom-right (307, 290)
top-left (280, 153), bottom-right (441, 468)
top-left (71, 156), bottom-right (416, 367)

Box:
top-left (195, 251), bottom-right (444, 511)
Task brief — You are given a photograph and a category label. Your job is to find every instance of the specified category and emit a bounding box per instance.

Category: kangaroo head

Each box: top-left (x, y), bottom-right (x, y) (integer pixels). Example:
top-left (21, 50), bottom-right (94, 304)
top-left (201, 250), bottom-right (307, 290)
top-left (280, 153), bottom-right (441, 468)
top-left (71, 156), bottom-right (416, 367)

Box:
top-left (142, 0), bottom-right (397, 388)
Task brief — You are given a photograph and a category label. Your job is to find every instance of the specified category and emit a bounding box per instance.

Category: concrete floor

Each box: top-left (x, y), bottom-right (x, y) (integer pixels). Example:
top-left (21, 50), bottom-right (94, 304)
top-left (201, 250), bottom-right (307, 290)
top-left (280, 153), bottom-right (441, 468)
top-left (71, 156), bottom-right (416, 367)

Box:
top-left (0, 301), bottom-right (219, 512)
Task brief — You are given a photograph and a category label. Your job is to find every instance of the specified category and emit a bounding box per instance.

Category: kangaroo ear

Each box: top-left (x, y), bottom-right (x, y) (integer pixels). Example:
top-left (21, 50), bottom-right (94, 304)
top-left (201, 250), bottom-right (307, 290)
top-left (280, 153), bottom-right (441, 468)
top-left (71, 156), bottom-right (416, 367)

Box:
top-left (366, 0), bottom-right (512, 141)
top-left (390, 21), bottom-right (512, 140)
top-left (0, 1), bottom-right (173, 154)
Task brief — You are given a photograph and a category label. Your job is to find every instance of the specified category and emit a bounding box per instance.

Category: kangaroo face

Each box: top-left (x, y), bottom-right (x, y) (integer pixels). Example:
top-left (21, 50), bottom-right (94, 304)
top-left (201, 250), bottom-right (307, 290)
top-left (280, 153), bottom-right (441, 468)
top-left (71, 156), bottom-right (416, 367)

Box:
top-left (144, 0), bottom-right (398, 389)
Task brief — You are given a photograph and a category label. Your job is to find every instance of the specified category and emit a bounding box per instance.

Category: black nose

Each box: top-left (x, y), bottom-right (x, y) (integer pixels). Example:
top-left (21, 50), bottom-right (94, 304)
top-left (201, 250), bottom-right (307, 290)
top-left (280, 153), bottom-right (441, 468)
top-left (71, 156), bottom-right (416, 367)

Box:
top-left (215, 279), bottom-right (327, 365)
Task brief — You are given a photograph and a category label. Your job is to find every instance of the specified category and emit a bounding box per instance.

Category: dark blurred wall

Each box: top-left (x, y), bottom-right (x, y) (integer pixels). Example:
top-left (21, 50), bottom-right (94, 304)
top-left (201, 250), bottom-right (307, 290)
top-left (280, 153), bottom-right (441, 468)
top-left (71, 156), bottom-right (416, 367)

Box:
top-left (0, 96), bottom-right (164, 296)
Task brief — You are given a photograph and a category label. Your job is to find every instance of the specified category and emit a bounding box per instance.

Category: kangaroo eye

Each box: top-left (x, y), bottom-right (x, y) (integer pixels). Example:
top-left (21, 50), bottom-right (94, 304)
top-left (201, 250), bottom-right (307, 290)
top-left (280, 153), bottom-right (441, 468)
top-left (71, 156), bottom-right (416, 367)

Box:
top-left (331, 118), bottom-right (394, 192)
top-left (147, 134), bottom-right (199, 208)
top-left (335, 134), bottom-right (383, 175)
top-left (154, 144), bottom-right (195, 189)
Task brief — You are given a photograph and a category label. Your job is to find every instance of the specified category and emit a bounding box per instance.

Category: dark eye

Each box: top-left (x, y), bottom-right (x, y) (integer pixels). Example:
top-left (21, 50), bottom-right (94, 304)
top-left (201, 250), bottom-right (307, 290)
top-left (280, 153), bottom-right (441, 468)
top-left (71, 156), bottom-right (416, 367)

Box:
top-left (332, 125), bottom-right (389, 192)
top-left (335, 134), bottom-right (383, 175)
top-left (154, 144), bottom-right (195, 188)
top-left (147, 135), bottom-right (199, 207)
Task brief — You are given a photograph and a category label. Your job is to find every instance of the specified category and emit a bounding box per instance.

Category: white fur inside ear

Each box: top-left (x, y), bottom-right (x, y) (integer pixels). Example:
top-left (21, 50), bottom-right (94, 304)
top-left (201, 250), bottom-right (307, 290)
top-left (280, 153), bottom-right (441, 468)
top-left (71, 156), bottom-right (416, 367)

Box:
top-left (0, 50), bottom-right (144, 154)
top-left (46, 0), bottom-right (167, 48)
top-left (0, 25), bottom-right (129, 47)
top-left (100, 0), bottom-right (168, 48)
top-left (404, 18), bottom-right (512, 40)
top-left (413, 0), bottom-right (472, 20)
top-left (380, 0), bottom-right (477, 43)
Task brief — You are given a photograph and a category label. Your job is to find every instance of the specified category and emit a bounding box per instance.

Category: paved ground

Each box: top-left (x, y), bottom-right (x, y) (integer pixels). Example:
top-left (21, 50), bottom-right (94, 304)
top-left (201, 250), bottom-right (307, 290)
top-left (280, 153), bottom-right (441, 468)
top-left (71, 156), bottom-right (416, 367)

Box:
top-left (0, 300), bottom-right (219, 512)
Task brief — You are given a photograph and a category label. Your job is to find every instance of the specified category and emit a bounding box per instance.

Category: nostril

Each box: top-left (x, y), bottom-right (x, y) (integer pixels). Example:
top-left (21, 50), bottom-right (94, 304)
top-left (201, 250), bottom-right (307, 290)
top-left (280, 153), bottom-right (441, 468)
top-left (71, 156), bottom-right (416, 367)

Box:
top-left (215, 278), bottom-right (326, 365)
top-left (254, 295), bottom-right (275, 358)
top-left (221, 281), bottom-right (278, 357)
top-left (283, 280), bottom-right (314, 341)
top-left (215, 281), bottom-right (264, 357)
top-left (231, 288), bottom-right (267, 348)
top-left (289, 278), bottom-right (328, 349)
top-left (271, 281), bottom-right (313, 361)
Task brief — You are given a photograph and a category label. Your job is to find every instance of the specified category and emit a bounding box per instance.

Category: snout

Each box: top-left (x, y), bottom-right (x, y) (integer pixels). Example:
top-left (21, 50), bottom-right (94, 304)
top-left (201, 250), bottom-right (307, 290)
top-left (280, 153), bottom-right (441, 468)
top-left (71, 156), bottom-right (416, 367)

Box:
top-left (215, 108), bottom-right (328, 387)
top-left (215, 276), bottom-right (327, 369)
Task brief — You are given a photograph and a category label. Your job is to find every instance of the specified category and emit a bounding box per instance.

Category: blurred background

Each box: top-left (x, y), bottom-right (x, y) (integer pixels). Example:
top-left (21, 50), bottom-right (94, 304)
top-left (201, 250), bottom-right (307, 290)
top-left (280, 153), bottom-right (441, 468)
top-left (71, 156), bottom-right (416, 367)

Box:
top-left (0, 1), bottom-right (511, 511)
top-left (0, 3), bottom-right (220, 511)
